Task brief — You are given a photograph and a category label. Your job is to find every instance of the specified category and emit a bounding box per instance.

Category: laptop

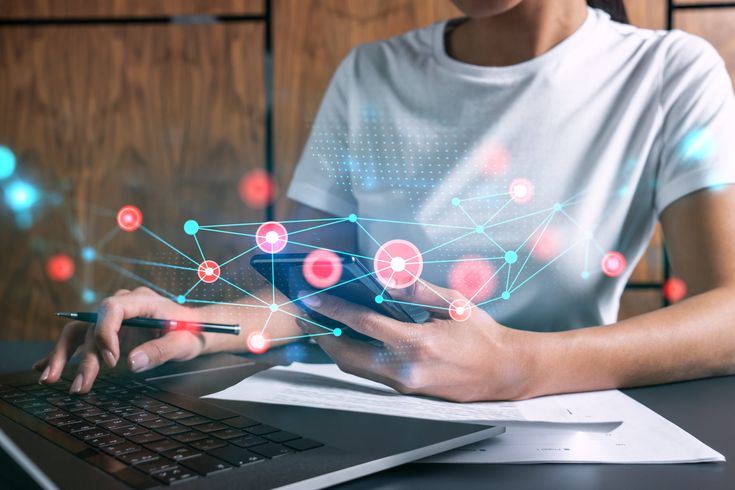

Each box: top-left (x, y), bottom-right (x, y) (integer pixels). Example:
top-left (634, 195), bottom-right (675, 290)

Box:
top-left (0, 350), bottom-right (503, 489)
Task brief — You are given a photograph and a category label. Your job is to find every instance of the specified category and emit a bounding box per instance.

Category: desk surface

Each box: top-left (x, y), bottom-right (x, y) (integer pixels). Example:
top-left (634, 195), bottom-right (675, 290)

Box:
top-left (1, 341), bottom-right (732, 490)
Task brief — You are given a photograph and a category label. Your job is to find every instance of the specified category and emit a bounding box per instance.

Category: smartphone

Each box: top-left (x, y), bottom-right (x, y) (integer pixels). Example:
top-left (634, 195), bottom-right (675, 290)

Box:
top-left (250, 253), bottom-right (429, 343)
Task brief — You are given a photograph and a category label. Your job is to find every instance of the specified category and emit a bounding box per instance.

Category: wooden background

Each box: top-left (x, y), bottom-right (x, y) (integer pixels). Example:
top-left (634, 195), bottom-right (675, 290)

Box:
top-left (0, 0), bottom-right (733, 340)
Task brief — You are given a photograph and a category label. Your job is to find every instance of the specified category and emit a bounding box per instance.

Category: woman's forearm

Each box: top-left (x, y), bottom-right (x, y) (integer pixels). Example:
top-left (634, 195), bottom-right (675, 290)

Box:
top-left (521, 286), bottom-right (735, 398)
top-left (186, 288), bottom-right (303, 355)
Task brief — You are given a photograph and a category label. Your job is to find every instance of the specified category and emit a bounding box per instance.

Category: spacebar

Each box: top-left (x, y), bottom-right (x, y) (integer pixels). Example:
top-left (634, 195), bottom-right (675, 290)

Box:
top-left (145, 390), bottom-right (239, 420)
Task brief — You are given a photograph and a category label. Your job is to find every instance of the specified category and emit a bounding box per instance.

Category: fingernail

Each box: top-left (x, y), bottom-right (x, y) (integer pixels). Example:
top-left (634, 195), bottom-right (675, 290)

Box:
top-left (129, 352), bottom-right (150, 373)
top-left (102, 349), bottom-right (117, 368)
top-left (300, 293), bottom-right (321, 308)
top-left (70, 374), bottom-right (83, 394)
top-left (38, 366), bottom-right (50, 384)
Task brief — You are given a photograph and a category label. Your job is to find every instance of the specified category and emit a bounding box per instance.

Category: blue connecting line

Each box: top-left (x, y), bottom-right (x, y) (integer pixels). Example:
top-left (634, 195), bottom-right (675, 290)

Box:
top-left (278, 309), bottom-right (334, 332)
top-left (199, 217), bottom-right (345, 229)
top-left (98, 258), bottom-right (177, 300)
top-left (141, 226), bottom-right (199, 266)
top-left (192, 234), bottom-right (206, 262)
top-left (99, 254), bottom-right (198, 272)
top-left (218, 276), bottom-right (269, 305)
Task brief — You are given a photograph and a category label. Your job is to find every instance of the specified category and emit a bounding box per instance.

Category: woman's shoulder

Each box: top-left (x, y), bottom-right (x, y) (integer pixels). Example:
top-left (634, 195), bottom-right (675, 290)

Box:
top-left (346, 21), bottom-right (440, 67)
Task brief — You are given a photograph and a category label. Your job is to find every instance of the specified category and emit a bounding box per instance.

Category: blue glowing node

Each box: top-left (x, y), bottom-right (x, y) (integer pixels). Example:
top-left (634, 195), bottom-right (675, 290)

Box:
top-left (183, 219), bottom-right (199, 235)
top-left (553, 202), bottom-right (563, 212)
top-left (176, 295), bottom-right (186, 304)
top-left (504, 250), bottom-right (518, 264)
top-left (0, 146), bottom-right (16, 180)
top-left (451, 197), bottom-right (461, 207)
top-left (81, 246), bottom-right (96, 262)
top-left (475, 225), bottom-right (485, 234)
top-left (269, 303), bottom-right (279, 312)
top-left (82, 289), bottom-right (96, 304)
top-left (374, 295), bottom-right (384, 304)
top-left (501, 291), bottom-right (511, 300)
top-left (4, 180), bottom-right (39, 212)
top-left (581, 271), bottom-right (590, 280)
top-left (348, 213), bottom-right (358, 223)
top-left (333, 328), bottom-right (342, 337)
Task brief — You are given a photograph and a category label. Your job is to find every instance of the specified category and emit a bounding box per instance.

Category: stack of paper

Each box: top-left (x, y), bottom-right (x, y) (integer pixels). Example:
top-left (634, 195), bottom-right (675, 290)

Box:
top-left (204, 362), bottom-right (724, 464)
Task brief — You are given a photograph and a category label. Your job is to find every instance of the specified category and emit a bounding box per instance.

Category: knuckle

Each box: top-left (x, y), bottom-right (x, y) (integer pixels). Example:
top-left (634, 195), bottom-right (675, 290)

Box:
top-left (150, 341), bottom-right (168, 362)
top-left (99, 297), bottom-right (121, 315)
top-left (133, 286), bottom-right (153, 296)
top-left (114, 289), bottom-right (130, 296)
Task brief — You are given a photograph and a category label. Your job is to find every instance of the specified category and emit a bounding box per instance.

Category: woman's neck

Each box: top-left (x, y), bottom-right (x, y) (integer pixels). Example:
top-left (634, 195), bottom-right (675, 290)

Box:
top-left (446, 0), bottom-right (588, 67)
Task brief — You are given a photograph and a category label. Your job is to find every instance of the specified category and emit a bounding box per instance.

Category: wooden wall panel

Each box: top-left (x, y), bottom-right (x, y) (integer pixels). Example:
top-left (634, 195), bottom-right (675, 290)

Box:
top-left (0, 0), bottom-right (262, 19)
top-left (674, 9), bottom-right (735, 84)
top-left (272, 0), bottom-right (461, 217)
top-left (0, 23), bottom-right (265, 340)
top-left (625, 0), bottom-right (665, 30)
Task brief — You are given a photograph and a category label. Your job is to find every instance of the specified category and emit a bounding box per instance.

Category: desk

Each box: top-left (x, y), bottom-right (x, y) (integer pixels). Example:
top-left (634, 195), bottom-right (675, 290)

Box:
top-left (1, 341), bottom-right (732, 490)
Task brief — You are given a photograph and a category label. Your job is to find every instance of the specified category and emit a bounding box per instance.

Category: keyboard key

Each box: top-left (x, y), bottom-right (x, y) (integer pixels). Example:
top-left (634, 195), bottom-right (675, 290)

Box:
top-left (84, 451), bottom-right (128, 474)
top-left (126, 412), bottom-right (158, 424)
top-left (180, 454), bottom-right (232, 476)
top-left (73, 427), bottom-right (109, 440)
top-left (112, 425), bottom-right (148, 438)
top-left (144, 439), bottom-right (182, 453)
top-left (246, 424), bottom-right (279, 436)
top-left (118, 449), bottom-right (159, 466)
top-left (86, 413), bottom-right (118, 424)
top-left (264, 431), bottom-right (300, 443)
top-left (76, 407), bottom-right (105, 418)
top-left (103, 442), bottom-right (142, 457)
top-left (150, 404), bottom-right (178, 415)
top-left (284, 438), bottom-right (324, 452)
top-left (189, 438), bottom-right (226, 451)
top-left (223, 415), bottom-right (260, 429)
top-left (99, 418), bottom-right (134, 431)
top-left (209, 446), bottom-right (265, 467)
top-left (178, 415), bottom-right (210, 427)
top-left (211, 428), bottom-right (244, 440)
top-left (161, 446), bottom-right (202, 462)
top-left (249, 443), bottom-right (292, 459)
top-left (155, 423), bottom-right (188, 436)
top-left (172, 431), bottom-right (206, 443)
top-left (140, 417), bottom-right (174, 430)
top-left (129, 431), bottom-right (165, 445)
top-left (230, 435), bottom-right (267, 449)
top-left (152, 466), bottom-right (198, 485)
top-left (42, 409), bottom-right (71, 421)
top-left (162, 410), bottom-right (194, 420)
top-left (136, 457), bottom-right (178, 475)
top-left (88, 434), bottom-right (125, 448)
top-left (194, 421), bottom-right (227, 433)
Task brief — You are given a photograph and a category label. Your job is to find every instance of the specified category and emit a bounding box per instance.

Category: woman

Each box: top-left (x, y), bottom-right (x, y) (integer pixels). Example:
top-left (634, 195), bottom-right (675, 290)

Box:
top-left (35, 0), bottom-right (735, 402)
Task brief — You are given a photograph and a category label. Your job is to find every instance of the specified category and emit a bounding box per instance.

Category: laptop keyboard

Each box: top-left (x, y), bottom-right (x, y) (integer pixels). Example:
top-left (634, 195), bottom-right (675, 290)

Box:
top-left (0, 375), bottom-right (324, 488)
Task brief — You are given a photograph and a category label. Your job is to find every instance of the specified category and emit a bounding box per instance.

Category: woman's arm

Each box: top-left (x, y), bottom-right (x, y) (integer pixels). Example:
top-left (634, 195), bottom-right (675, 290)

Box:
top-left (523, 186), bottom-right (735, 397)
top-left (300, 187), bottom-right (735, 401)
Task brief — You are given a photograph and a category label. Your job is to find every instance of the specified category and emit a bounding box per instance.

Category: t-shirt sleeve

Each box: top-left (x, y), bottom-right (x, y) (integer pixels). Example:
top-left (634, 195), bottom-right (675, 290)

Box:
top-left (286, 51), bottom-right (357, 217)
top-left (655, 32), bottom-right (735, 215)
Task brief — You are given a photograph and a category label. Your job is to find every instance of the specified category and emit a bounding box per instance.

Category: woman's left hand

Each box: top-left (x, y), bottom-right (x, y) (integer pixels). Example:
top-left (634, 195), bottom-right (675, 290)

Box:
top-left (298, 281), bottom-right (539, 402)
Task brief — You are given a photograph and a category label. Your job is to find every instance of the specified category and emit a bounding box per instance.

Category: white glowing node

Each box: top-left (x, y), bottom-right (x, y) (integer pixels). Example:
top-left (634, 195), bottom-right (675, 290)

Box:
top-left (390, 257), bottom-right (406, 272)
top-left (205, 267), bottom-right (213, 275)
top-left (265, 231), bottom-right (279, 244)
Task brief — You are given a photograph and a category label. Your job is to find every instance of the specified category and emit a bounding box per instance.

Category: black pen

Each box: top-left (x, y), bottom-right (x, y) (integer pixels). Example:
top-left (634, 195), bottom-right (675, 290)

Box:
top-left (56, 312), bottom-right (240, 335)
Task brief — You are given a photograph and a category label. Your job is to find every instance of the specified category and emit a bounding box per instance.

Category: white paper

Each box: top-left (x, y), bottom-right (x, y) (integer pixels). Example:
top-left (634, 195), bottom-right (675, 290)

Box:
top-left (422, 389), bottom-right (725, 464)
top-left (204, 362), bottom-right (620, 431)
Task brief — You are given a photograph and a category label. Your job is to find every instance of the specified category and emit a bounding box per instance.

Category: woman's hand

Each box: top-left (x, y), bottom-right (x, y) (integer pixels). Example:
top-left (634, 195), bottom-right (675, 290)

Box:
top-left (297, 281), bottom-right (539, 402)
top-left (32, 287), bottom-right (206, 394)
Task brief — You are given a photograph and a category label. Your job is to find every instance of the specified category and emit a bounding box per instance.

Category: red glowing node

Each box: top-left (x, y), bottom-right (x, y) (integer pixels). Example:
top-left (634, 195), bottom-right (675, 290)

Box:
top-left (46, 254), bottom-right (75, 282)
top-left (449, 299), bottom-right (472, 322)
top-left (528, 227), bottom-right (559, 261)
top-left (238, 169), bottom-right (275, 209)
top-left (197, 260), bottom-right (221, 284)
top-left (481, 145), bottom-right (509, 176)
top-left (247, 332), bottom-right (270, 354)
top-left (116, 205), bottom-right (143, 232)
top-left (303, 249), bottom-right (343, 289)
top-left (256, 221), bottom-right (288, 254)
top-left (373, 239), bottom-right (423, 289)
top-left (601, 251), bottom-right (626, 277)
top-left (663, 277), bottom-right (687, 303)
top-left (448, 256), bottom-right (497, 302)
top-left (508, 178), bottom-right (534, 204)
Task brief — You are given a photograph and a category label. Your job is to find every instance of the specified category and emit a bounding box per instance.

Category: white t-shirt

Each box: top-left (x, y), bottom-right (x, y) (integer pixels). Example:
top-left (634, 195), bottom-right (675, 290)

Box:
top-left (287, 7), bottom-right (735, 331)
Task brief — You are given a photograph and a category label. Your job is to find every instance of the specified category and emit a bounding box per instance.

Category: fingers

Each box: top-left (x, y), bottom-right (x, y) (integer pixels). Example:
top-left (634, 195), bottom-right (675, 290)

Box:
top-left (387, 279), bottom-right (466, 318)
top-left (128, 331), bottom-right (204, 373)
top-left (94, 287), bottom-right (162, 367)
top-left (71, 326), bottom-right (101, 394)
top-left (38, 322), bottom-right (88, 385)
top-left (300, 292), bottom-right (404, 344)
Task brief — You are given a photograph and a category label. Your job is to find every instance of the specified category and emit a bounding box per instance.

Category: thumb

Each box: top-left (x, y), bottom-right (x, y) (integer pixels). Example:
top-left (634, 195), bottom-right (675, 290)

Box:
top-left (388, 279), bottom-right (466, 318)
top-left (128, 331), bottom-right (203, 373)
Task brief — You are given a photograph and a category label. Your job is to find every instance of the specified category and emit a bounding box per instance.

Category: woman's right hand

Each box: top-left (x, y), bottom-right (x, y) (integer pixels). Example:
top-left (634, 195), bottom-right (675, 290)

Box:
top-left (32, 287), bottom-right (206, 394)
